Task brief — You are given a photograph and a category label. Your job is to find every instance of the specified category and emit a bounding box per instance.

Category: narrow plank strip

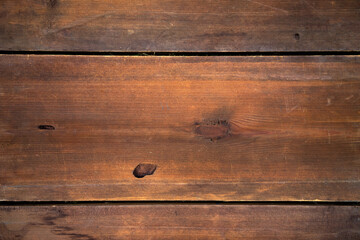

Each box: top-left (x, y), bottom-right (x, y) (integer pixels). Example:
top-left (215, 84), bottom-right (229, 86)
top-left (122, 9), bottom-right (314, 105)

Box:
top-left (0, 55), bottom-right (360, 201)
top-left (1, 205), bottom-right (359, 239)
top-left (1, 0), bottom-right (360, 52)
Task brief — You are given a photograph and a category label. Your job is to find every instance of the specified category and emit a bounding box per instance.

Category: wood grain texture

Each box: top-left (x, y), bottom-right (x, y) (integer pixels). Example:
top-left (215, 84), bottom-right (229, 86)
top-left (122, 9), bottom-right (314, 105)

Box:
top-left (1, 205), bottom-right (359, 240)
top-left (1, 0), bottom-right (360, 52)
top-left (0, 55), bottom-right (360, 201)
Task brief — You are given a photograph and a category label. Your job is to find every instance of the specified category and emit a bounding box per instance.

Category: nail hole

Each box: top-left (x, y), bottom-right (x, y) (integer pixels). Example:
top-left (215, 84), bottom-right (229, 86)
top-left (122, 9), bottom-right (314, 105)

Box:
top-left (38, 125), bottom-right (55, 130)
top-left (294, 33), bottom-right (300, 40)
top-left (133, 163), bottom-right (157, 178)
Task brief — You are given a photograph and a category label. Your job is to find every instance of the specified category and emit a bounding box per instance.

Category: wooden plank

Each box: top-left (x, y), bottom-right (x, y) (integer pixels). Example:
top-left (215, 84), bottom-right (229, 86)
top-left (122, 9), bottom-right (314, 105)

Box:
top-left (0, 204), bottom-right (359, 239)
top-left (1, 0), bottom-right (360, 52)
top-left (0, 55), bottom-right (360, 201)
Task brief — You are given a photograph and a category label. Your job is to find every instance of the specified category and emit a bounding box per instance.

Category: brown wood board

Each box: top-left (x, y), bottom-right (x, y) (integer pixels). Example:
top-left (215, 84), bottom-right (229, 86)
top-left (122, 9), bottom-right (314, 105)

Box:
top-left (1, 204), bottom-right (359, 240)
top-left (0, 55), bottom-right (359, 201)
top-left (1, 0), bottom-right (360, 52)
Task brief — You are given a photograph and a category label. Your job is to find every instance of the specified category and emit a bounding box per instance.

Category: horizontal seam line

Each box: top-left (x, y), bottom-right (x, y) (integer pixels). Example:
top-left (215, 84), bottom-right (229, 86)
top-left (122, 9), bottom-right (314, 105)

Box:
top-left (0, 201), bottom-right (359, 206)
top-left (1, 51), bottom-right (360, 56)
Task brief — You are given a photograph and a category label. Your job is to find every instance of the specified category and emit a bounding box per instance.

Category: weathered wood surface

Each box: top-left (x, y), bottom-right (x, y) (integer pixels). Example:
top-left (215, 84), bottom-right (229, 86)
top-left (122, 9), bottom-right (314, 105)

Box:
top-left (0, 55), bottom-right (360, 201)
top-left (0, 205), bottom-right (359, 239)
top-left (1, 0), bottom-right (360, 52)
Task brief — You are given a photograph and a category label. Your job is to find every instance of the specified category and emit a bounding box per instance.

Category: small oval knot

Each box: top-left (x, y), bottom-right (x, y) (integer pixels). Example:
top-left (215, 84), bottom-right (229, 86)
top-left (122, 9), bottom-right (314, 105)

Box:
top-left (133, 163), bottom-right (157, 178)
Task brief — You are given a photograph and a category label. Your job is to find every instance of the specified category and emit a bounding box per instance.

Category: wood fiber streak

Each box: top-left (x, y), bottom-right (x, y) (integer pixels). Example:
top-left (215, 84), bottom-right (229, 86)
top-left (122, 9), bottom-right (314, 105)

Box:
top-left (0, 205), bottom-right (359, 240)
top-left (0, 55), bottom-right (359, 201)
top-left (0, 0), bottom-right (360, 51)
